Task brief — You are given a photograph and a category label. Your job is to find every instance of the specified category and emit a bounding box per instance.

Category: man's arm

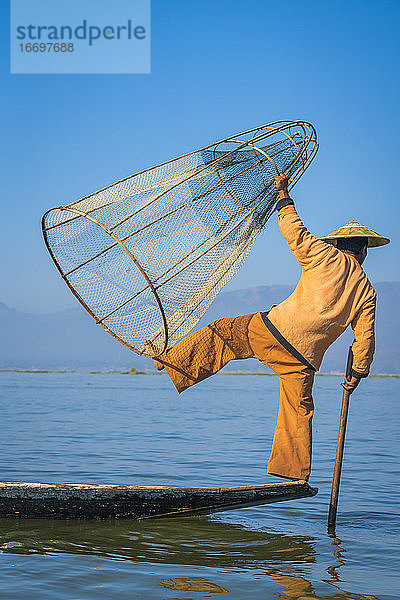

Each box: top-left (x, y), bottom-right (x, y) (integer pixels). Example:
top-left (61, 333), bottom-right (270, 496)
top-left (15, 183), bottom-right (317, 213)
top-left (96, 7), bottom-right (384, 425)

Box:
top-left (343, 295), bottom-right (376, 393)
top-left (351, 295), bottom-right (376, 376)
top-left (273, 174), bottom-right (333, 268)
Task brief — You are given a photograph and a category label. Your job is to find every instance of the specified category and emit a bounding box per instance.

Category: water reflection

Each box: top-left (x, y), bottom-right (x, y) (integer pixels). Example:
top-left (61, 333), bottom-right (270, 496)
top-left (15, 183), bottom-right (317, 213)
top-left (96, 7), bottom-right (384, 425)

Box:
top-left (0, 516), bottom-right (316, 567)
top-left (326, 535), bottom-right (346, 582)
top-left (266, 570), bottom-right (380, 600)
top-left (160, 576), bottom-right (228, 593)
top-left (0, 517), bottom-right (381, 600)
top-left (264, 534), bottom-right (380, 600)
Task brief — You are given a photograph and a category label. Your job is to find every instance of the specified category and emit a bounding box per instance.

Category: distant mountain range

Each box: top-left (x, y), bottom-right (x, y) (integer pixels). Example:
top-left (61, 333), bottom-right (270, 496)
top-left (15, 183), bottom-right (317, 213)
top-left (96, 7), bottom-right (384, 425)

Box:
top-left (1, 281), bottom-right (399, 373)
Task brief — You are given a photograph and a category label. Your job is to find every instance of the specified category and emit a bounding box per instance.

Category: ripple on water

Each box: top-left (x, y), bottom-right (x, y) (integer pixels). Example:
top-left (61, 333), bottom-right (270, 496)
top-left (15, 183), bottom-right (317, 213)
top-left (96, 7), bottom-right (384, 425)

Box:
top-left (0, 372), bottom-right (399, 599)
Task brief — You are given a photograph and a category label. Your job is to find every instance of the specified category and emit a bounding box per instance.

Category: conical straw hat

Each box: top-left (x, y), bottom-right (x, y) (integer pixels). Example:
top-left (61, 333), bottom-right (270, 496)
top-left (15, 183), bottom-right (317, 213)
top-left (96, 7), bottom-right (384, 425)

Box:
top-left (321, 220), bottom-right (390, 248)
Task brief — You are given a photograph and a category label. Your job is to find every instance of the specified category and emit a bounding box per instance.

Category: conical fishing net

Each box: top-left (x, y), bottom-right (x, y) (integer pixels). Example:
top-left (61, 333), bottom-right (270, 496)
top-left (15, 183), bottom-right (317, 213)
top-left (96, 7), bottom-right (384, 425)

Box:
top-left (42, 120), bottom-right (318, 357)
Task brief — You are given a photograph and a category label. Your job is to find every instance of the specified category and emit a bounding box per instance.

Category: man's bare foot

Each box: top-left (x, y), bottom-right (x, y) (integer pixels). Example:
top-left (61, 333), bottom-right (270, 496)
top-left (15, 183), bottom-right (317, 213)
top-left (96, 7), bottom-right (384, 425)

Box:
top-left (268, 472), bottom-right (307, 483)
top-left (152, 356), bottom-right (165, 371)
top-left (143, 341), bottom-right (165, 371)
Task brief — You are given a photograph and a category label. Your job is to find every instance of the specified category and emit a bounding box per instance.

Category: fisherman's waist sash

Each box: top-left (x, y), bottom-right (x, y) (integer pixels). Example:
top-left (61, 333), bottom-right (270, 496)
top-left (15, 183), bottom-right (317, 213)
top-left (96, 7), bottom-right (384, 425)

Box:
top-left (260, 311), bottom-right (316, 372)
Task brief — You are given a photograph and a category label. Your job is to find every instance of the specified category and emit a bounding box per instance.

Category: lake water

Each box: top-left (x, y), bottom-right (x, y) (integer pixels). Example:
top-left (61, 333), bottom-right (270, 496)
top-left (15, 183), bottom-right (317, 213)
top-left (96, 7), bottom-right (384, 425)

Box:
top-left (0, 372), bottom-right (399, 599)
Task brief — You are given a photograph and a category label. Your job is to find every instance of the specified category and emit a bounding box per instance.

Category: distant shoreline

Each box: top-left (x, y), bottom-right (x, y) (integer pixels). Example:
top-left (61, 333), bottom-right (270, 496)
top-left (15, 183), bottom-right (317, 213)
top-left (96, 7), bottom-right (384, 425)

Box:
top-left (1, 369), bottom-right (399, 378)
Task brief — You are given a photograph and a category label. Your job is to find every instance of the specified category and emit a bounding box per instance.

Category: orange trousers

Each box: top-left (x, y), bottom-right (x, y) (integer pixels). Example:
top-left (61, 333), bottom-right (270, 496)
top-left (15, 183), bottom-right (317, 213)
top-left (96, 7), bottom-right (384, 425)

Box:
top-left (161, 313), bottom-right (315, 481)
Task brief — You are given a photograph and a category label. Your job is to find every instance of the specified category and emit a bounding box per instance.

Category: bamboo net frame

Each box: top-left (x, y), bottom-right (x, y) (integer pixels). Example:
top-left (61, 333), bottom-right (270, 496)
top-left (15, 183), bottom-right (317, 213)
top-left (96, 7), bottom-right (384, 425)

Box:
top-left (42, 120), bottom-right (318, 357)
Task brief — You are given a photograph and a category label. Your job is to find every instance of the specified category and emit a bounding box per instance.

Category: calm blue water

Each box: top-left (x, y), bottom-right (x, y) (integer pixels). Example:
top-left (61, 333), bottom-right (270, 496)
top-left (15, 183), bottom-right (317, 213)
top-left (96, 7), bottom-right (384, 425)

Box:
top-left (0, 372), bottom-right (399, 599)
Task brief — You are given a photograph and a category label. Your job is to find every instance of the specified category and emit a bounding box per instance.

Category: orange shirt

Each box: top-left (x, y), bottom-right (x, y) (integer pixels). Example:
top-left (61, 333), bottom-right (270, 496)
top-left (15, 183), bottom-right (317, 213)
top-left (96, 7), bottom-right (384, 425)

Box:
top-left (267, 204), bottom-right (376, 375)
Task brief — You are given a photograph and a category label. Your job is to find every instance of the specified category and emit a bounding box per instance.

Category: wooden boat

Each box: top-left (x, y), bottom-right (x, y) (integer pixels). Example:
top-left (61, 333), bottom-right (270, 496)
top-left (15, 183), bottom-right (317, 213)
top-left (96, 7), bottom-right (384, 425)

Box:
top-left (0, 480), bottom-right (317, 519)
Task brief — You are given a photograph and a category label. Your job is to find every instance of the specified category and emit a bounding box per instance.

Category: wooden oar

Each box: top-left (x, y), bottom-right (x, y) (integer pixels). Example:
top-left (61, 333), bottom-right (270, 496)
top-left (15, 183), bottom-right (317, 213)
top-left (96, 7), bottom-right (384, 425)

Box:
top-left (328, 346), bottom-right (354, 532)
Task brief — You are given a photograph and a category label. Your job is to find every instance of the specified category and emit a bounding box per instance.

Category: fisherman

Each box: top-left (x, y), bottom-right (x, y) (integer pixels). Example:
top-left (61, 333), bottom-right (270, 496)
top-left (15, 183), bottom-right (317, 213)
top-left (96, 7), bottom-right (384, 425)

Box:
top-left (147, 174), bottom-right (389, 482)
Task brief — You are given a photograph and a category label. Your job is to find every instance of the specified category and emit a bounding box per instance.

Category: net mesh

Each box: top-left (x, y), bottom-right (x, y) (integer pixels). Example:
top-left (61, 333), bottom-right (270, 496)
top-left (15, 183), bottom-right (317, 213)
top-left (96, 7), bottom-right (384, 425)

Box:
top-left (42, 120), bottom-right (318, 356)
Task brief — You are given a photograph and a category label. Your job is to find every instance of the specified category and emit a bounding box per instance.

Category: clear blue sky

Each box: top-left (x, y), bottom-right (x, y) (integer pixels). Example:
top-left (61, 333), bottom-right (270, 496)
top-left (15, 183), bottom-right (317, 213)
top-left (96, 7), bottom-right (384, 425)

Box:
top-left (1, 0), bottom-right (399, 312)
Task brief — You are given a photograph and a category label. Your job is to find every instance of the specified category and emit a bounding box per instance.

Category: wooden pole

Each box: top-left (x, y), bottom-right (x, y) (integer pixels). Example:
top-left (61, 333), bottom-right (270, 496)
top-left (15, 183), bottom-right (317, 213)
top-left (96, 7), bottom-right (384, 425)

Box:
top-left (328, 346), bottom-right (354, 533)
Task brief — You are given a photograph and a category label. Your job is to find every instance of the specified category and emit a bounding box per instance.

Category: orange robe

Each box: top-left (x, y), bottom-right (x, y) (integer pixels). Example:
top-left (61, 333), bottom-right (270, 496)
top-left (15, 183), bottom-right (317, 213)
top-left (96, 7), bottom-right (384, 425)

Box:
top-left (159, 203), bottom-right (376, 480)
top-left (268, 204), bottom-right (376, 375)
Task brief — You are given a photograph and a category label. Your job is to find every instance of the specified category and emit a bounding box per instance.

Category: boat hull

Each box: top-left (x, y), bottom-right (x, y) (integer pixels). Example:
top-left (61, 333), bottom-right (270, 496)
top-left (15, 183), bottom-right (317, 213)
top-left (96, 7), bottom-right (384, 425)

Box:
top-left (0, 480), bottom-right (317, 519)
